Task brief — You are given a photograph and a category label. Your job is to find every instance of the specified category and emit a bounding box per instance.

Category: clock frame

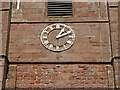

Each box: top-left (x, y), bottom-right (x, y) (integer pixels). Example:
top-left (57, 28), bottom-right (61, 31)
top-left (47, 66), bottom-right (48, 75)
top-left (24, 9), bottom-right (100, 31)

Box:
top-left (40, 23), bottom-right (75, 52)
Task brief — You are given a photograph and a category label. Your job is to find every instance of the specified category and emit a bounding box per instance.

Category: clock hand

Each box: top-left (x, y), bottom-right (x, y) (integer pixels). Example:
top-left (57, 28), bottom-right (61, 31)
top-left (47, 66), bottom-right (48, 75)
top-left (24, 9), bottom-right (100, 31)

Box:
top-left (56, 28), bottom-right (65, 38)
top-left (56, 31), bottom-right (71, 39)
top-left (59, 28), bottom-right (65, 36)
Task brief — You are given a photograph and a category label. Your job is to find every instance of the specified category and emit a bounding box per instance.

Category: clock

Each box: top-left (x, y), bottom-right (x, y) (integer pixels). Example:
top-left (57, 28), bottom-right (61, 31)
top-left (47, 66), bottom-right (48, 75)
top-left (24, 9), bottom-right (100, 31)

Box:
top-left (40, 23), bottom-right (75, 52)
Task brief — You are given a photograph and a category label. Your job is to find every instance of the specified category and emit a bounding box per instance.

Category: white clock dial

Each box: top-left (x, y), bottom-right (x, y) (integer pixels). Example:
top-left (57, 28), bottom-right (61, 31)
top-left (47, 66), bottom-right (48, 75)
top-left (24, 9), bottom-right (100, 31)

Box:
top-left (40, 23), bottom-right (75, 52)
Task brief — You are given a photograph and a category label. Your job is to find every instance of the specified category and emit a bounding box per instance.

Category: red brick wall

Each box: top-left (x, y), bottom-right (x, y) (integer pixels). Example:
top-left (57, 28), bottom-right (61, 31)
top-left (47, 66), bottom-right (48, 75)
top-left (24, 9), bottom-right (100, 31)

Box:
top-left (1, 1), bottom-right (120, 89)
top-left (9, 23), bottom-right (111, 62)
top-left (0, 2), bottom-right (10, 9)
top-left (109, 7), bottom-right (119, 57)
top-left (6, 64), bottom-right (114, 89)
top-left (113, 59), bottom-right (120, 88)
top-left (109, 1), bottom-right (119, 89)
top-left (11, 2), bottom-right (108, 22)
top-left (0, 2), bottom-right (9, 55)
top-left (1, 11), bottom-right (9, 55)
top-left (0, 2), bottom-right (10, 90)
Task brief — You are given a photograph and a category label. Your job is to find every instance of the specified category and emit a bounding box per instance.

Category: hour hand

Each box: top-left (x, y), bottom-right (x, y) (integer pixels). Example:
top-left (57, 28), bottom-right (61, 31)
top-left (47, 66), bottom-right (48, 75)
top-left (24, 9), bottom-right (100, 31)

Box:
top-left (59, 28), bottom-right (65, 35)
top-left (56, 31), bottom-right (71, 39)
top-left (56, 28), bottom-right (65, 39)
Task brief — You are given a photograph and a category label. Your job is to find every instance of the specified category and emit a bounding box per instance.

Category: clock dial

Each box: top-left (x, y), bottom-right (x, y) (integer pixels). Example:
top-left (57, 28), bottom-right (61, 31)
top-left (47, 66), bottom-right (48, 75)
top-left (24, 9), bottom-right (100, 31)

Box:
top-left (40, 23), bottom-right (75, 52)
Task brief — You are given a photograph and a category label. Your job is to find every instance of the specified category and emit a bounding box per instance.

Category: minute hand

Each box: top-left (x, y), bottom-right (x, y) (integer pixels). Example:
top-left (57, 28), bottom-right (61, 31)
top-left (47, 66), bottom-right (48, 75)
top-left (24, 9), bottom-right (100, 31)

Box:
top-left (56, 31), bottom-right (71, 39)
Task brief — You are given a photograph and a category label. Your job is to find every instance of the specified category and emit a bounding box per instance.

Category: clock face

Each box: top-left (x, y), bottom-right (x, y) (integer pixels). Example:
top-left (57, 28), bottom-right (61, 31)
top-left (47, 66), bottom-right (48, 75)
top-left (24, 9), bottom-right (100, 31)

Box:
top-left (40, 23), bottom-right (75, 52)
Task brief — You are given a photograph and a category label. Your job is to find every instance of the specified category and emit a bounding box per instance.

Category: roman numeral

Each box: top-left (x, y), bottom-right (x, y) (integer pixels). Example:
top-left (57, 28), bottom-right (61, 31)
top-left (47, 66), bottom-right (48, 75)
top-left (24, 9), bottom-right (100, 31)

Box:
top-left (56, 46), bottom-right (59, 50)
top-left (49, 26), bottom-right (54, 30)
top-left (69, 36), bottom-right (74, 38)
top-left (43, 36), bottom-right (47, 39)
top-left (43, 31), bottom-right (49, 34)
top-left (44, 41), bottom-right (49, 45)
top-left (56, 24), bottom-right (60, 29)
top-left (63, 45), bottom-right (67, 49)
top-left (49, 44), bottom-right (53, 48)
top-left (67, 41), bottom-right (72, 44)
